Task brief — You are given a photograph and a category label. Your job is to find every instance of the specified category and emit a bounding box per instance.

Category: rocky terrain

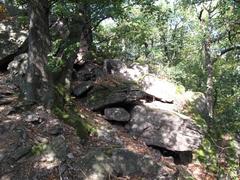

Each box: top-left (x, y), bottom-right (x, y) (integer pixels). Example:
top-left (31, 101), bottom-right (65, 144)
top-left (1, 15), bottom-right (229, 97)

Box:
top-left (0, 55), bottom-right (219, 179)
top-left (1, 5), bottom-right (240, 179)
top-left (0, 16), bottom-right (218, 180)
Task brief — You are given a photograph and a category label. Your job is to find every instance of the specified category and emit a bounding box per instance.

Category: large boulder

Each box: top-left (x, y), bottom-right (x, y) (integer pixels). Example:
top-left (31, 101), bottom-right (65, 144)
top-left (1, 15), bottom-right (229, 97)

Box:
top-left (76, 148), bottom-right (174, 179)
top-left (103, 59), bottom-right (127, 75)
top-left (129, 105), bottom-right (203, 152)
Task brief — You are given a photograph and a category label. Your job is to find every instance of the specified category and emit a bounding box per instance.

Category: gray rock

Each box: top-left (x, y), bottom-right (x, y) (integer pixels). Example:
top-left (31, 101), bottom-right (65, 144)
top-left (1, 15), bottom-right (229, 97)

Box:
top-left (104, 108), bottom-right (130, 122)
top-left (188, 92), bottom-right (209, 119)
top-left (103, 59), bottom-right (127, 75)
top-left (102, 60), bottom-right (177, 102)
top-left (7, 53), bottom-right (28, 89)
top-left (73, 62), bottom-right (104, 81)
top-left (48, 124), bottom-right (63, 136)
top-left (72, 81), bottom-right (93, 97)
top-left (140, 75), bottom-right (177, 103)
top-left (0, 124), bottom-right (6, 135)
top-left (51, 136), bottom-right (68, 161)
top-left (12, 145), bottom-right (32, 161)
top-left (84, 91), bottom-right (127, 110)
top-left (81, 83), bottom-right (145, 111)
top-left (96, 126), bottom-right (123, 146)
top-left (103, 60), bottom-right (149, 82)
top-left (0, 18), bottom-right (28, 60)
top-left (25, 114), bottom-right (43, 124)
top-left (129, 105), bottom-right (203, 151)
top-left (77, 148), bottom-right (173, 179)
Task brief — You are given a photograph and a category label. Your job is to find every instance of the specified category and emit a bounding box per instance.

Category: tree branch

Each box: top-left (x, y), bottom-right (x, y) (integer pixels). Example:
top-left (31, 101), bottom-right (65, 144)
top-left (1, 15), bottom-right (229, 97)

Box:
top-left (220, 45), bottom-right (240, 56)
top-left (92, 15), bottom-right (112, 30)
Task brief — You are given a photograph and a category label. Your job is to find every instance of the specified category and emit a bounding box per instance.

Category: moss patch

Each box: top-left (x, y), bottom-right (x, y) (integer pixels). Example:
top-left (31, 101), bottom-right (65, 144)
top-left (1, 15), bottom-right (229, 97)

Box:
top-left (53, 106), bottom-right (95, 139)
top-left (31, 143), bottom-right (50, 156)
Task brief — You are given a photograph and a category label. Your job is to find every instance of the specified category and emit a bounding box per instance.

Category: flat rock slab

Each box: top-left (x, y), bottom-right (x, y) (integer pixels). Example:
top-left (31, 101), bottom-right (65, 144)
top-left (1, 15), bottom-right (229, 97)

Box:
top-left (104, 108), bottom-right (130, 122)
top-left (77, 148), bottom-right (173, 179)
top-left (140, 75), bottom-right (177, 103)
top-left (129, 105), bottom-right (203, 151)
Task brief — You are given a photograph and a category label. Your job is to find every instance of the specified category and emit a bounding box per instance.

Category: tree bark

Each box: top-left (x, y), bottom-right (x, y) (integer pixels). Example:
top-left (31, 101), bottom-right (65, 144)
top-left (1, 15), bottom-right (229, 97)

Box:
top-left (75, 2), bottom-right (93, 64)
top-left (199, 6), bottom-right (216, 119)
top-left (24, 0), bottom-right (53, 106)
top-left (204, 39), bottom-right (214, 118)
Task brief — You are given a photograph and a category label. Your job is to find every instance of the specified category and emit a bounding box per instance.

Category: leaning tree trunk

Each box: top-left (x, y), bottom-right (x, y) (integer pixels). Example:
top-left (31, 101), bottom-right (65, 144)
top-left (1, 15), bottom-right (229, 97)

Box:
top-left (24, 0), bottom-right (54, 106)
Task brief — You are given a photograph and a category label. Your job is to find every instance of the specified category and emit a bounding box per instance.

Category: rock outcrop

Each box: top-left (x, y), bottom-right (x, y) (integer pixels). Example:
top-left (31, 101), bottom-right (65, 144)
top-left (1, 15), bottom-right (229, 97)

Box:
top-left (2, 56), bottom-right (207, 179)
top-left (71, 60), bottom-right (206, 158)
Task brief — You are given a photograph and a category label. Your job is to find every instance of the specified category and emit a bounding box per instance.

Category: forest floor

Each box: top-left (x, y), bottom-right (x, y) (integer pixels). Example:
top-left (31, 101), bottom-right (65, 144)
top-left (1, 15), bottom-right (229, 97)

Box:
top-left (0, 72), bottom-right (216, 180)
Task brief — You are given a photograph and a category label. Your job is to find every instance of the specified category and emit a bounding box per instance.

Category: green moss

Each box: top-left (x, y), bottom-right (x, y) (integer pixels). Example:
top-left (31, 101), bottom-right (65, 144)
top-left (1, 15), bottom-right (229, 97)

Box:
top-left (86, 86), bottom-right (110, 104)
top-left (31, 143), bottom-right (50, 155)
top-left (53, 106), bottom-right (95, 139)
top-left (53, 83), bottom-right (73, 108)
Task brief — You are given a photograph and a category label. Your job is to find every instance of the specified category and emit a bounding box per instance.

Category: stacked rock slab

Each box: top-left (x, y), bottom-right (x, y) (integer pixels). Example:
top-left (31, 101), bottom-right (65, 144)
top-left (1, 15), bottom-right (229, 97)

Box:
top-left (129, 105), bottom-right (203, 152)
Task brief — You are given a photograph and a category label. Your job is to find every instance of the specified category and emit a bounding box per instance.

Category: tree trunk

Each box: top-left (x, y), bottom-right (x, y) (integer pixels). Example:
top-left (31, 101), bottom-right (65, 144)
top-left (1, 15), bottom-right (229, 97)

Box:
top-left (24, 0), bottom-right (53, 106)
top-left (204, 39), bottom-right (214, 118)
top-left (75, 2), bottom-right (93, 64)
